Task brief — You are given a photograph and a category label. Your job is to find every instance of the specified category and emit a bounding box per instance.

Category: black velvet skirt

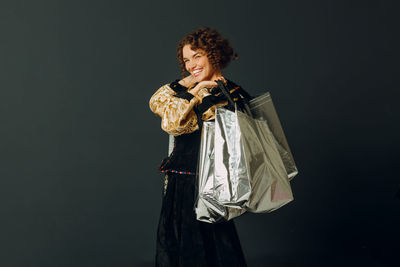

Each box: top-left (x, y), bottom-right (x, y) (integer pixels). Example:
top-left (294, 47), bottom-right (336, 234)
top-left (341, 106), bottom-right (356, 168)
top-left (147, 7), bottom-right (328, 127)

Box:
top-left (155, 173), bottom-right (247, 267)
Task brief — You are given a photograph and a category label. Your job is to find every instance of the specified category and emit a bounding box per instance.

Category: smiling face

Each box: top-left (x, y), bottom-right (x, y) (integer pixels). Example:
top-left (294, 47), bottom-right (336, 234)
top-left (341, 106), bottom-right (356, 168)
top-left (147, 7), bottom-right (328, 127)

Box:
top-left (182, 44), bottom-right (221, 83)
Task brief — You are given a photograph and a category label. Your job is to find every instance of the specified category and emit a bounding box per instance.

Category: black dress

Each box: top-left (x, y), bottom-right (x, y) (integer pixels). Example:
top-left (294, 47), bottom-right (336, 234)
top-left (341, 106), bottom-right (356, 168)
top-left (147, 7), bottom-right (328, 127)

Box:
top-left (153, 79), bottom-right (248, 267)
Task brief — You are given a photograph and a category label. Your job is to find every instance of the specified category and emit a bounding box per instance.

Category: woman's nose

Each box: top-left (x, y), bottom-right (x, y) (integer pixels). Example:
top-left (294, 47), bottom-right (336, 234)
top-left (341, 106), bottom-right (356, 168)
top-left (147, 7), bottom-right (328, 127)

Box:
top-left (188, 60), bottom-right (196, 70)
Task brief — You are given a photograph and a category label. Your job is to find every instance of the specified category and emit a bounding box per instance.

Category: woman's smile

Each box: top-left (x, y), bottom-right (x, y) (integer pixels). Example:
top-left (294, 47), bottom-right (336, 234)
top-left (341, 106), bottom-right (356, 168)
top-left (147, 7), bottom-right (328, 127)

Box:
top-left (193, 68), bottom-right (203, 77)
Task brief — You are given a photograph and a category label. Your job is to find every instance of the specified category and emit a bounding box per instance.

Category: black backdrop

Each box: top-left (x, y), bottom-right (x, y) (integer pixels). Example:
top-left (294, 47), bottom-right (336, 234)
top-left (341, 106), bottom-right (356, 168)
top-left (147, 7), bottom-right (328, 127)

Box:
top-left (0, 0), bottom-right (398, 266)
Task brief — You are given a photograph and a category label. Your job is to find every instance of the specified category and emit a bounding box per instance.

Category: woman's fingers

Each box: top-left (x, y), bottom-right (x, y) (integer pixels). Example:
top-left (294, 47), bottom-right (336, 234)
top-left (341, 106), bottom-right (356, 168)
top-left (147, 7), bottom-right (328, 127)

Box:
top-left (214, 76), bottom-right (226, 84)
top-left (188, 77), bottom-right (225, 95)
top-left (188, 81), bottom-right (215, 96)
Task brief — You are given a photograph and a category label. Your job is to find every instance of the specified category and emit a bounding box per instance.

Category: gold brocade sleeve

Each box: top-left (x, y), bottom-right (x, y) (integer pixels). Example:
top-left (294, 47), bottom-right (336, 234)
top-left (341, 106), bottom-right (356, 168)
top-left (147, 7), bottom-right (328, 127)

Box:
top-left (149, 84), bottom-right (200, 136)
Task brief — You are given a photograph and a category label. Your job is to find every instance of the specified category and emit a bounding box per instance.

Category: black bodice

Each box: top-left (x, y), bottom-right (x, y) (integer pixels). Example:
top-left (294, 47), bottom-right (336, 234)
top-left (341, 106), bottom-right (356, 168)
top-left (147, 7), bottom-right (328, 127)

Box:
top-left (159, 130), bottom-right (201, 174)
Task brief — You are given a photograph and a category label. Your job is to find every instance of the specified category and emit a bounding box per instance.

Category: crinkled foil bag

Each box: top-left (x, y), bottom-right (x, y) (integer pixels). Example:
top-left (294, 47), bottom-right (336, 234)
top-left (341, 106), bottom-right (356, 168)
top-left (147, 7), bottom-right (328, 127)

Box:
top-left (195, 92), bottom-right (297, 223)
top-left (195, 121), bottom-right (245, 223)
top-left (236, 109), bottom-right (294, 213)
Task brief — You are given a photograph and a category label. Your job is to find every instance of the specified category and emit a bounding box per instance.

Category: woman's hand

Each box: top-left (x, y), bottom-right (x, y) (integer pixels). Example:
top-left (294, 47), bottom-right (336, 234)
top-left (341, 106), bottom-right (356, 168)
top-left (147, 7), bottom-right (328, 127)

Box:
top-left (188, 76), bottom-right (227, 96)
top-left (188, 81), bottom-right (217, 96)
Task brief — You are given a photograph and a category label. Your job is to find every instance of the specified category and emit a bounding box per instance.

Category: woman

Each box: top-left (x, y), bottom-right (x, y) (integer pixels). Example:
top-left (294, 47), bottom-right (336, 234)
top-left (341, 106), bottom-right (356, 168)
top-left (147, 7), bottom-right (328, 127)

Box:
top-left (149, 27), bottom-right (249, 267)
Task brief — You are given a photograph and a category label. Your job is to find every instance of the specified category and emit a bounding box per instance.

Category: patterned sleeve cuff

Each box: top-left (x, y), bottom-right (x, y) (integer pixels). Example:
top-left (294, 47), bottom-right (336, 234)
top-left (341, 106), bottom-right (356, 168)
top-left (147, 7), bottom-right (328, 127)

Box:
top-left (174, 91), bottom-right (195, 101)
top-left (169, 79), bottom-right (196, 101)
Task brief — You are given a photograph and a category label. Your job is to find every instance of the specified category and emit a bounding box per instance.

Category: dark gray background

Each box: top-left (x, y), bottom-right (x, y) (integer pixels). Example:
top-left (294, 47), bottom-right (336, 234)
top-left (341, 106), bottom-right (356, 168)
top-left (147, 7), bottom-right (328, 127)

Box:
top-left (0, 0), bottom-right (398, 266)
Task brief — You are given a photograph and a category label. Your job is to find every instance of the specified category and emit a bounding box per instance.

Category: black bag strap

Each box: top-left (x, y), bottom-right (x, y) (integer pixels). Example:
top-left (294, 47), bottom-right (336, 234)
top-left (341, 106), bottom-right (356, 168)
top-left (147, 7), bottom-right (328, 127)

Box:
top-left (216, 80), bottom-right (253, 116)
top-left (216, 80), bottom-right (236, 107)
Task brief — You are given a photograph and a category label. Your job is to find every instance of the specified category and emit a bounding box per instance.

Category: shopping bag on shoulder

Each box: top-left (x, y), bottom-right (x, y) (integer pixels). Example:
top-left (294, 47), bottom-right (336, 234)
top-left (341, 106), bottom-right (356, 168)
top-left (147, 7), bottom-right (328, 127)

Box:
top-left (213, 104), bottom-right (293, 213)
top-left (212, 106), bottom-right (252, 208)
top-left (195, 81), bottom-right (297, 222)
top-left (195, 120), bottom-right (246, 223)
top-left (212, 81), bottom-right (294, 212)
top-left (234, 108), bottom-right (294, 212)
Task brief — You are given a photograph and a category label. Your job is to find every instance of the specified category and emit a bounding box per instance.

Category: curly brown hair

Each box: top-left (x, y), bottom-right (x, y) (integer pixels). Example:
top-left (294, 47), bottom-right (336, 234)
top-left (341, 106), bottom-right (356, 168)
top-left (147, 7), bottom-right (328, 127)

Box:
top-left (177, 27), bottom-right (239, 78)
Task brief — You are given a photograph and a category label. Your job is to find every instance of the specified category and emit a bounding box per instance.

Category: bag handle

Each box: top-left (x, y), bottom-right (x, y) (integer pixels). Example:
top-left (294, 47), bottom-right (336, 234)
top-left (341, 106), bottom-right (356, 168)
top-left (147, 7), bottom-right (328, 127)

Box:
top-left (216, 80), bottom-right (253, 116)
top-left (216, 80), bottom-right (236, 107)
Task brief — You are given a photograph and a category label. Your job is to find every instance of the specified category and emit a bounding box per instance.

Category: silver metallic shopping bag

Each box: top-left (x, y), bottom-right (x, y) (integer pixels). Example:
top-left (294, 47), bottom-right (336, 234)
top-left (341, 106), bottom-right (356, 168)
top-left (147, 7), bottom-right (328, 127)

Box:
top-left (195, 121), bottom-right (246, 223)
top-left (195, 81), bottom-right (297, 222)
top-left (213, 105), bottom-right (294, 213)
top-left (234, 108), bottom-right (294, 212)
top-left (213, 107), bottom-right (251, 208)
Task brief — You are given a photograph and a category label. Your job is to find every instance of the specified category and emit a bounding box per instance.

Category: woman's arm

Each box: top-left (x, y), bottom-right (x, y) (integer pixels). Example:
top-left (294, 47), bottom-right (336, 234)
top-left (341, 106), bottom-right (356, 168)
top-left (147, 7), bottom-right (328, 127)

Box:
top-left (149, 82), bottom-right (200, 136)
top-left (149, 78), bottom-right (234, 135)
